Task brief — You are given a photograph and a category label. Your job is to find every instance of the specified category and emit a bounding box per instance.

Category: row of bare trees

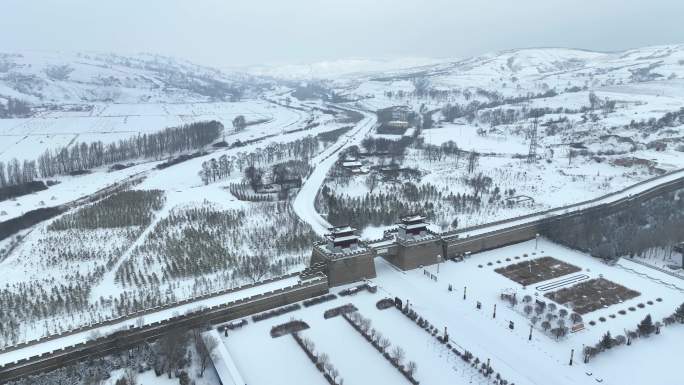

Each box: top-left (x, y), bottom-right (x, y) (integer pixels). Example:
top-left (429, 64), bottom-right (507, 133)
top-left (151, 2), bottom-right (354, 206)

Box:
top-left (36, 121), bottom-right (222, 178)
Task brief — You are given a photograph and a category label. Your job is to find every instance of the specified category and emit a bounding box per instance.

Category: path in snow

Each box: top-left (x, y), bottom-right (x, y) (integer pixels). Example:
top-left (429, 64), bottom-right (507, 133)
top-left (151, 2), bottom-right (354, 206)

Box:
top-left (88, 193), bottom-right (176, 302)
top-left (292, 110), bottom-right (376, 236)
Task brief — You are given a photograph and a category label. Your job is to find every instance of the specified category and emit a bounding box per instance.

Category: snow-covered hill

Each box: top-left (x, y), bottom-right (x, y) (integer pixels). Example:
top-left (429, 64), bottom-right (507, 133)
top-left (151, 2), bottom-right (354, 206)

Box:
top-left (0, 51), bottom-right (257, 106)
top-left (238, 57), bottom-right (448, 80)
top-left (346, 44), bottom-right (684, 97)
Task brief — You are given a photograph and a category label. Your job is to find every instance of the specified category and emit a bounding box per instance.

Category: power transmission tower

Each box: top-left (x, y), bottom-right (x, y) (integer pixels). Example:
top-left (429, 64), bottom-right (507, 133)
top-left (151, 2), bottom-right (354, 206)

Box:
top-left (527, 114), bottom-right (539, 163)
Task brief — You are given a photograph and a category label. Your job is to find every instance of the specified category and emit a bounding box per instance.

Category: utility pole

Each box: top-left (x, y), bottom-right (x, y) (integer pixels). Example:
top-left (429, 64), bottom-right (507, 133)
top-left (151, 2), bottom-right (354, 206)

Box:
top-left (569, 349), bottom-right (574, 366)
top-left (463, 286), bottom-right (467, 300)
top-left (528, 113), bottom-right (539, 163)
top-left (493, 304), bottom-right (497, 319)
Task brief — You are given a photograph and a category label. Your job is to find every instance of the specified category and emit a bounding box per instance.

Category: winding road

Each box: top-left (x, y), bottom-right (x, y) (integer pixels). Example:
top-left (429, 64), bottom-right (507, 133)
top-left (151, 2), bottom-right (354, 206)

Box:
top-left (292, 108), bottom-right (376, 236)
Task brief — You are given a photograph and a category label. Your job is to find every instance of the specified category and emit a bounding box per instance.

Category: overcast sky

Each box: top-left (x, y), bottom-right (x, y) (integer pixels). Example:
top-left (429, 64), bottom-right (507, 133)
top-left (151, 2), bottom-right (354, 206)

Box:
top-left (2, 0), bottom-right (683, 68)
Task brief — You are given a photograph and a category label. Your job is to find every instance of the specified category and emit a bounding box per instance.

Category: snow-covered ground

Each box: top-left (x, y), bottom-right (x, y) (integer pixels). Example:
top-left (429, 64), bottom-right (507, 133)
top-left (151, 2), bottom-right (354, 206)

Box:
top-left (0, 100), bottom-right (301, 162)
top-left (215, 238), bottom-right (684, 385)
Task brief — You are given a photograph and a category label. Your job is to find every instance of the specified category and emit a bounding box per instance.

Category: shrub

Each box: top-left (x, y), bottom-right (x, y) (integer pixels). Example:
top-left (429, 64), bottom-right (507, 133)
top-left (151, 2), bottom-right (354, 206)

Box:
top-left (376, 298), bottom-right (395, 310)
top-left (253, 304), bottom-right (301, 322)
top-left (271, 320), bottom-right (310, 338)
top-left (303, 294), bottom-right (337, 308)
top-left (324, 304), bottom-right (358, 319)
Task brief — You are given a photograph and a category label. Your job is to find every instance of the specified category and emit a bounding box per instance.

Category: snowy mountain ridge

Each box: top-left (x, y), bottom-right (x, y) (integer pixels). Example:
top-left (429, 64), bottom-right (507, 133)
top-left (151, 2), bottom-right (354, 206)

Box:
top-left (0, 51), bottom-right (256, 106)
top-left (354, 44), bottom-right (684, 92)
top-left (242, 44), bottom-right (684, 93)
top-left (237, 57), bottom-right (450, 80)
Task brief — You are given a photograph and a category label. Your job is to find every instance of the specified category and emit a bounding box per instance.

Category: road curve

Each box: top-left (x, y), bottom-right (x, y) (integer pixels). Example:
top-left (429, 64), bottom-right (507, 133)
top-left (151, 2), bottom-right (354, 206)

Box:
top-left (293, 110), bottom-right (376, 236)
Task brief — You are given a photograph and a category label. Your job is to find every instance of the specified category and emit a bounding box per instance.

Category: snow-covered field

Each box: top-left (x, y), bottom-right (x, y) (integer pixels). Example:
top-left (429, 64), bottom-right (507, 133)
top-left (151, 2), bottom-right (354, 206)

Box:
top-left (0, 100), bottom-right (301, 161)
top-left (215, 238), bottom-right (684, 385)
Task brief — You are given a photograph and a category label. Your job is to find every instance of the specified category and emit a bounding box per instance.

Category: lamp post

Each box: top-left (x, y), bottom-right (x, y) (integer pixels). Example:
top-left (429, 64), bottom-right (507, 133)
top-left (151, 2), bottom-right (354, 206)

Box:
top-left (569, 349), bottom-right (574, 366)
top-left (535, 233), bottom-right (539, 250)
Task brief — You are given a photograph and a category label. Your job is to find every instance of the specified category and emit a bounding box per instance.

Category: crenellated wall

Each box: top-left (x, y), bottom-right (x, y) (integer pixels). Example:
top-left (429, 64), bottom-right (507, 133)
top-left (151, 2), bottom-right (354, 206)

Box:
top-left (312, 245), bottom-right (376, 287)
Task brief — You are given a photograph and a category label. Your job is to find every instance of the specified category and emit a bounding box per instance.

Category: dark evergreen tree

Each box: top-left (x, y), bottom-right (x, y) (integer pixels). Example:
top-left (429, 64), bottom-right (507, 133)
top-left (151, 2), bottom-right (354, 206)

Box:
top-left (638, 314), bottom-right (655, 337)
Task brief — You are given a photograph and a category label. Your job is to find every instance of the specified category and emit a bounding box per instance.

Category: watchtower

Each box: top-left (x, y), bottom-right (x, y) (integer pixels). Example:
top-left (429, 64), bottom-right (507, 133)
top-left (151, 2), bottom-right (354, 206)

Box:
top-left (381, 215), bottom-right (442, 270)
top-left (310, 226), bottom-right (376, 287)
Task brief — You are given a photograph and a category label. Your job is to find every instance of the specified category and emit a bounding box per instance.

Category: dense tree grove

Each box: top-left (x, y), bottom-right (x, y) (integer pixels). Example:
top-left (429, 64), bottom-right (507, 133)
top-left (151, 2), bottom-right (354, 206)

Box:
top-left (199, 154), bottom-right (233, 185)
top-left (319, 145), bottom-right (515, 230)
top-left (318, 183), bottom-right (438, 229)
top-left (5, 342), bottom-right (156, 385)
top-left (200, 136), bottom-right (320, 186)
top-left (360, 136), bottom-right (412, 156)
top-left (117, 201), bottom-right (316, 288)
top-left (613, 107), bottom-right (684, 134)
top-left (438, 89), bottom-right (562, 122)
top-left (316, 126), bottom-right (353, 144)
top-left (4, 327), bottom-right (212, 385)
top-left (32, 121), bottom-right (222, 179)
top-left (0, 180), bottom-right (47, 201)
top-left (542, 187), bottom-right (684, 260)
top-left (49, 190), bottom-right (165, 230)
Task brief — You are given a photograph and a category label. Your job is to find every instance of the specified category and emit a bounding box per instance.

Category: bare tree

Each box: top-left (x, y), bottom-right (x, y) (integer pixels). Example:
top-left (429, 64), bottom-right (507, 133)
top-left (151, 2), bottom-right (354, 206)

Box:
top-left (391, 346), bottom-right (405, 365)
top-left (406, 361), bottom-right (418, 376)
top-left (524, 305), bottom-right (533, 316)
top-left (380, 337), bottom-right (391, 351)
top-left (319, 352), bottom-right (330, 368)
top-left (324, 362), bottom-right (335, 377)
top-left (233, 115), bottom-right (247, 132)
top-left (197, 333), bottom-right (219, 377)
top-left (300, 336), bottom-right (316, 355)
top-left (238, 254), bottom-right (271, 283)
top-left (158, 329), bottom-right (189, 378)
top-left (467, 151), bottom-right (479, 173)
top-left (360, 317), bottom-right (372, 333)
top-left (365, 173), bottom-right (379, 193)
